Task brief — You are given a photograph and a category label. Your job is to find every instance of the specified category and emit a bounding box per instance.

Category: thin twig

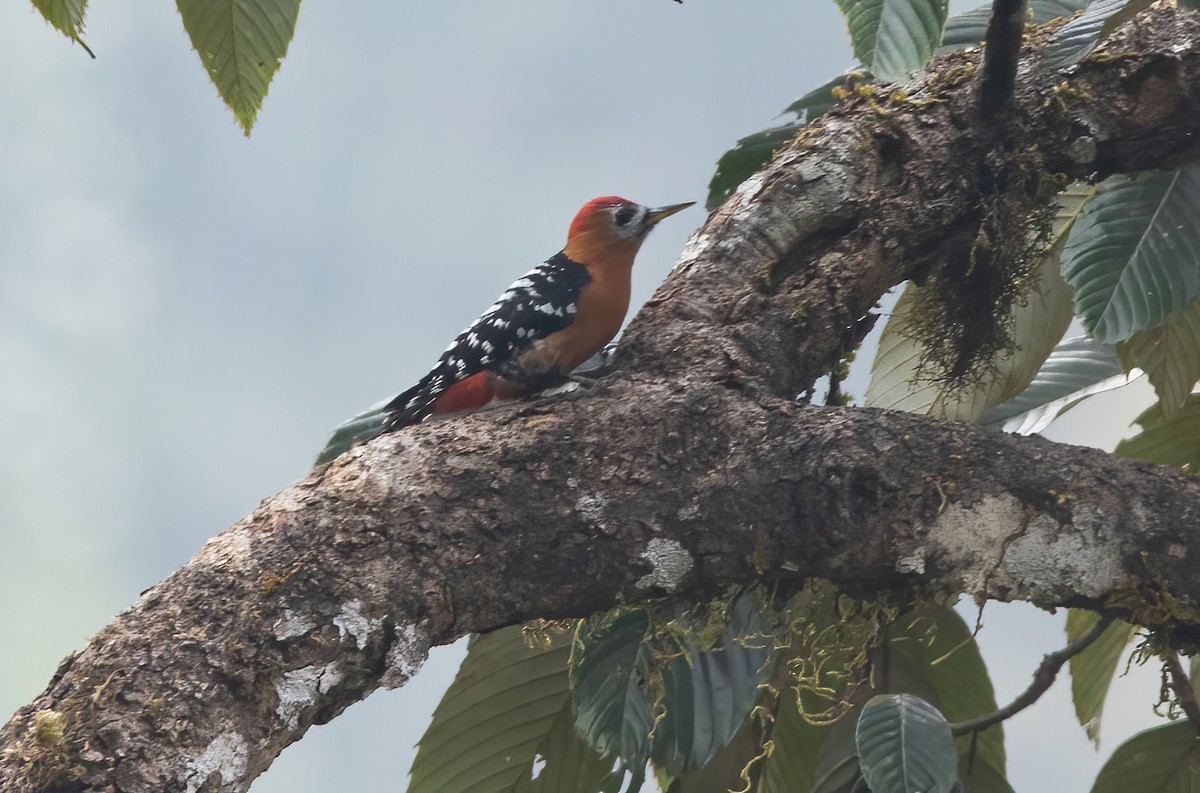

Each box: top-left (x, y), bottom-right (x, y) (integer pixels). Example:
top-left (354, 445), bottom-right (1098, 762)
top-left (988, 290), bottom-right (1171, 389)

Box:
top-left (1165, 654), bottom-right (1200, 732)
top-left (952, 614), bottom-right (1115, 735)
top-left (979, 0), bottom-right (1028, 115)
top-left (825, 368), bottom-right (844, 407)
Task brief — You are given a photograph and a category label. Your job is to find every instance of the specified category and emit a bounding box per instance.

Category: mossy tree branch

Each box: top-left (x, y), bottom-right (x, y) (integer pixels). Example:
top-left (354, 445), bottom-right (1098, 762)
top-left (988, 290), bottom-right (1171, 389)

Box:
top-left (4, 5), bottom-right (1200, 792)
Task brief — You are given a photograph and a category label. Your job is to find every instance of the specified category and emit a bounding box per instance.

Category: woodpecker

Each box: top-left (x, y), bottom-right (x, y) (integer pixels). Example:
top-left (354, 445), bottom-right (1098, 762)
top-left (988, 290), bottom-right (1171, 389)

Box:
top-left (316, 196), bottom-right (693, 464)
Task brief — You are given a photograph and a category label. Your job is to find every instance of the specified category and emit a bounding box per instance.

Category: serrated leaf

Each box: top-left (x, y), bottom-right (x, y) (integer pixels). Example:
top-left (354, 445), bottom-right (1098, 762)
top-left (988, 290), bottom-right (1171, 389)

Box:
top-left (707, 71), bottom-right (874, 211)
top-left (30, 0), bottom-right (86, 38)
top-left (410, 625), bottom-right (610, 793)
top-left (571, 609), bottom-right (656, 770)
top-left (834, 0), bottom-right (949, 82)
top-left (176, 0), bottom-right (302, 135)
top-left (29, 0), bottom-right (94, 55)
top-left (789, 605), bottom-right (1010, 793)
top-left (939, 1), bottom-right (1091, 51)
top-left (982, 335), bottom-right (1130, 434)
top-left (1118, 292), bottom-right (1200, 419)
top-left (885, 607), bottom-right (1008, 789)
top-left (1047, 0), bottom-right (1154, 70)
top-left (1062, 165), bottom-right (1200, 343)
top-left (514, 702), bottom-right (623, 793)
top-left (665, 703), bottom-right (765, 793)
top-left (759, 689), bottom-right (832, 793)
top-left (938, 6), bottom-right (993, 50)
top-left (783, 74), bottom-right (859, 122)
top-left (1115, 394), bottom-right (1200, 471)
top-left (706, 123), bottom-right (802, 211)
top-left (652, 595), bottom-right (772, 776)
top-left (1066, 610), bottom-right (1137, 745)
top-left (856, 694), bottom-right (960, 793)
top-left (864, 182), bottom-right (1094, 420)
top-left (1089, 722), bottom-right (1200, 793)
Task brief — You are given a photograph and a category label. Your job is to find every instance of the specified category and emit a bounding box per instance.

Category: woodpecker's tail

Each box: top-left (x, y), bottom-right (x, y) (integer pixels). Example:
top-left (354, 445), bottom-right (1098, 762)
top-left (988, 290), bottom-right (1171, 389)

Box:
top-left (314, 399), bottom-right (393, 465)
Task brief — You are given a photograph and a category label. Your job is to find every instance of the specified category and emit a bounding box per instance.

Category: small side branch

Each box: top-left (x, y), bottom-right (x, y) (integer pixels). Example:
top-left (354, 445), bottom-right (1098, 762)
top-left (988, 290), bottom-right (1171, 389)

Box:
top-left (952, 614), bottom-right (1114, 735)
top-left (979, 0), bottom-right (1028, 115)
top-left (1165, 654), bottom-right (1200, 732)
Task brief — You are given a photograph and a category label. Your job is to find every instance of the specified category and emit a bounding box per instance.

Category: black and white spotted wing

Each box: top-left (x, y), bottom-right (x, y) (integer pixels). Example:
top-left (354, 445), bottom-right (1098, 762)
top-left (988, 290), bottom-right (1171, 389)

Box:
top-left (382, 252), bottom-right (592, 428)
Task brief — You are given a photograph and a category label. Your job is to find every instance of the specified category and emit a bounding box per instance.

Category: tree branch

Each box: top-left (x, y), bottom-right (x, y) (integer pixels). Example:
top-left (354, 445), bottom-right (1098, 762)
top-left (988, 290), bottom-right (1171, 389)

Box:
top-left (4, 5), bottom-right (1200, 792)
top-left (979, 0), bottom-right (1028, 114)
top-left (952, 615), bottom-right (1115, 736)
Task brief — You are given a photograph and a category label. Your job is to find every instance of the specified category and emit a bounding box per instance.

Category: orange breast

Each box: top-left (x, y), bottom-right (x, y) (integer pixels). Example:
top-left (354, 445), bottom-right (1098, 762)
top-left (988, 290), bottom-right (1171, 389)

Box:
top-left (550, 268), bottom-right (631, 370)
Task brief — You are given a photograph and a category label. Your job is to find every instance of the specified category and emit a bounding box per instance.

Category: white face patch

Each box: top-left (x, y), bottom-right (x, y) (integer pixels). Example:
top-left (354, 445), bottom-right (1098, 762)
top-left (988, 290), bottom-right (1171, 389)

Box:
top-left (608, 203), bottom-right (649, 242)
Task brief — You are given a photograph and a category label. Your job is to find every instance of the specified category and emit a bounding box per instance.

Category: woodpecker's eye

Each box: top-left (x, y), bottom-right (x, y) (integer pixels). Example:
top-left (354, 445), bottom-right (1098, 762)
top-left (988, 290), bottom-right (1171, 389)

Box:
top-left (614, 206), bottom-right (637, 226)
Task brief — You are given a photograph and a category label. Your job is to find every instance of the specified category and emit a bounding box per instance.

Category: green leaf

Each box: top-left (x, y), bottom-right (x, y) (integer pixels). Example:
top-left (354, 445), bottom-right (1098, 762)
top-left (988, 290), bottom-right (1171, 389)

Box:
top-left (856, 694), bottom-right (960, 793)
top-left (514, 702), bottom-right (623, 793)
top-left (1115, 394), bottom-right (1200, 471)
top-left (982, 335), bottom-right (1128, 434)
top-left (571, 609), bottom-right (656, 771)
top-left (665, 704), bottom-right (766, 793)
top-left (652, 595), bottom-right (772, 776)
top-left (707, 72), bottom-right (871, 211)
top-left (409, 625), bottom-right (612, 793)
top-left (175, 0), bottom-right (302, 135)
top-left (940, 1), bottom-right (1090, 51)
top-left (706, 123), bottom-right (802, 211)
top-left (1047, 0), bottom-right (1155, 70)
top-left (885, 607), bottom-right (1008, 790)
top-left (1062, 164), bottom-right (1200, 343)
top-left (833, 0), bottom-right (949, 82)
top-left (758, 586), bottom-right (863, 793)
top-left (1089, 722), bottom-right (1200, 793)
top-left (759, 689), bottom-right (831, 793)
top-left (791, 605), bottom-right (1010, 793)
top-left (1066, 610), bottom-right (1137, 745)
top-left (864, 182), bottom-right (1094, 420)
top-left (29, 0), bottom-right (93, 55)
top-left (1118, 291), bottom-right (1200, 419)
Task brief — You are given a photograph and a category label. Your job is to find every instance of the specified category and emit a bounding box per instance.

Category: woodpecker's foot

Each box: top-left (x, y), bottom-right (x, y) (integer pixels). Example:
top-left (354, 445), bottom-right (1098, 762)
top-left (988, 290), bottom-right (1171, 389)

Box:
top-left (568, 374), bottom-right (599, 389)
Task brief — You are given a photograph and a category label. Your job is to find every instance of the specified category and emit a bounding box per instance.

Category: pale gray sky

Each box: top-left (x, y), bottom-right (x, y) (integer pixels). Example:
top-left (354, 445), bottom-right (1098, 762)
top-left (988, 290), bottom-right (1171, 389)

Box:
top-left (0, 2), bottom-right (1168, 791)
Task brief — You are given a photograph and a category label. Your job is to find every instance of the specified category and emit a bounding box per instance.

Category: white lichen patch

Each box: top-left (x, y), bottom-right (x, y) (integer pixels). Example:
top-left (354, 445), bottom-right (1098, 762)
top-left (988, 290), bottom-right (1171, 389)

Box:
top-left (575, 492), bottom-right (608, 525)
top-left (636, 538), bottom-right (694, 593)
top-left (275, 662), bottom-right (342, 730)
top-left (926, 494), bottom-right (1125, 602)
top-left (894, 547), bottom-right (926, 575)
top-left (1004, 502), bottom-right (1124, 602)
top-left (182, 732), bottom-right (248, 793)
top-left (273, 609), bottom-right (316, 641)
top-left (925, 495), bottom-right (1027, 592)
top-left (381, 622), bottom-right (431, 690)
top-left (333, 599), bottom-right (381, 649)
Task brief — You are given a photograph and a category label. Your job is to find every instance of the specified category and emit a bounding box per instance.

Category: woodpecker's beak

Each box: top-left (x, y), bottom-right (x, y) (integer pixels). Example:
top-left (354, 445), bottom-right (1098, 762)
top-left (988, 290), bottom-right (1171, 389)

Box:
top-left (646, 202), bottom-right (695, 226)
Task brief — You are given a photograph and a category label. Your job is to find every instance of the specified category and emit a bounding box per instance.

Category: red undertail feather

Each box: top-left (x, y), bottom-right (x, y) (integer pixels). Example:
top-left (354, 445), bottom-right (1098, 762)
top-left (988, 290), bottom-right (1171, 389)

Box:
top-left (432, 371), bottom-right (498, 415)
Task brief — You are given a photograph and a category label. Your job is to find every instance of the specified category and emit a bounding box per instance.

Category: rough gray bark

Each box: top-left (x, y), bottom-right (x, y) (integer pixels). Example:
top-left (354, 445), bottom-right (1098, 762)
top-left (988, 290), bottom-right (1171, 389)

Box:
top-left (4, 5), bottom-right (1200, 792)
